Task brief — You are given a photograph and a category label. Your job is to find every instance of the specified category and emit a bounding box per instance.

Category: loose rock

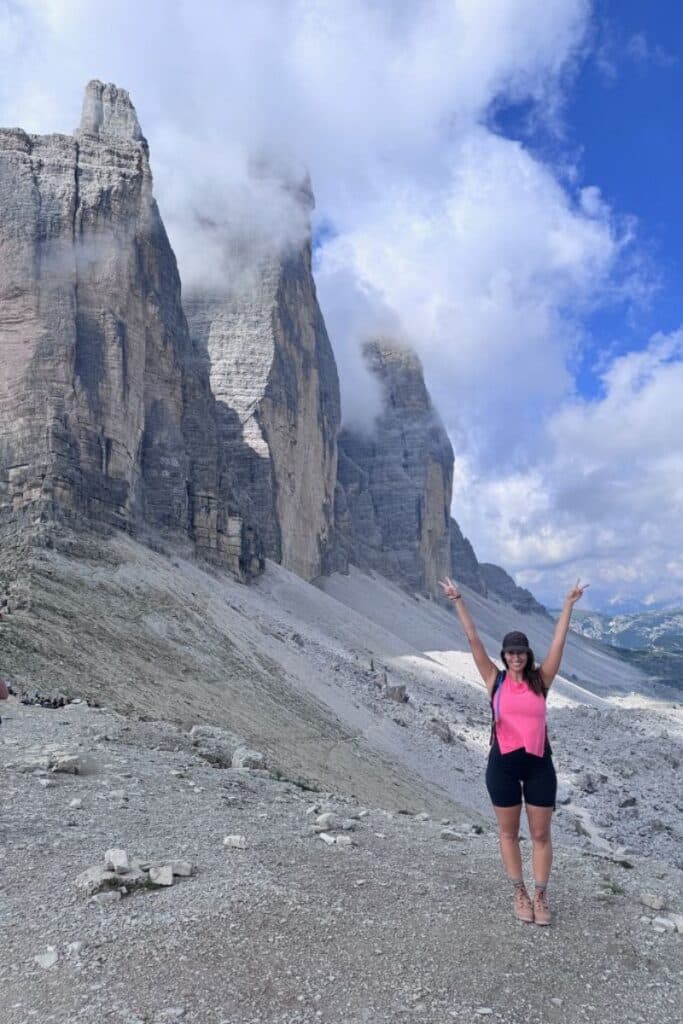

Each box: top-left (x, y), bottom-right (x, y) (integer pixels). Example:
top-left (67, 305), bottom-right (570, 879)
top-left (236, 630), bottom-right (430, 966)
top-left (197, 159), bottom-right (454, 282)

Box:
top-left (170, 860), bottom-right (195, 877)
top-left (223, 834), bottom-right (247, 850)
top-left (231, 747), bottom-right (267, 771)
top-left (75, 866), bottom-right (121, 898)
top-left (104, 848), bottom-right (130, 874)
top-left (640, 892), bottom-right (666, 911)
top-left (385, 683), bottom-right (408, 703)
top-left (428, 717), bottom-right (452, 743)
top-left (315, 812), bottom-right (338, 831)
top-left (34, 949), bottom-right (58, 970)
top-left (149, 865), bottom-right (174, 887)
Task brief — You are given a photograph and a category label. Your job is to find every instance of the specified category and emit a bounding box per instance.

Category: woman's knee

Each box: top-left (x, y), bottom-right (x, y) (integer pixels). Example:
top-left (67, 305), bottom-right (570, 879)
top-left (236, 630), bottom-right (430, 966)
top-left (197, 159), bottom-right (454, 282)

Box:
top-left (526, 803), bottom-right (554, 844)
top-left (494, 803), bottom-right (522, 843)
top-left (529, 824), bottom-right (552, 845)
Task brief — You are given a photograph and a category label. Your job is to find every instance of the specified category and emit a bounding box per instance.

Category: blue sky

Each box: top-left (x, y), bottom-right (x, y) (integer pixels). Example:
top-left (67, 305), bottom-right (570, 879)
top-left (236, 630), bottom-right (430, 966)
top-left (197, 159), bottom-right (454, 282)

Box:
top-left (1, 1), bottom-right (682, 612)
top-left (568, 1), bottom-right (683, 397)
top-left (495, 0), bottom-right (683, 399)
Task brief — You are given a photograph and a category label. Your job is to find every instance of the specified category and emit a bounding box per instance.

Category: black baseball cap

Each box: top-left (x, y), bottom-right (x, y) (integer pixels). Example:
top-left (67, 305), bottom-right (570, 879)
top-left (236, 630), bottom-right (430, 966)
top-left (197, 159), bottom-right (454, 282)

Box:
top-left (502, 631), bottom-right (531, 652)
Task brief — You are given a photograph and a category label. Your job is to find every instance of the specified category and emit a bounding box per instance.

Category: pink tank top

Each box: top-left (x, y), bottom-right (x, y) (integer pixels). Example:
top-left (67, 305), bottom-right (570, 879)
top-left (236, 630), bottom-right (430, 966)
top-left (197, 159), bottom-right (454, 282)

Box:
top-left (495, 675), bottom-right (547, 757)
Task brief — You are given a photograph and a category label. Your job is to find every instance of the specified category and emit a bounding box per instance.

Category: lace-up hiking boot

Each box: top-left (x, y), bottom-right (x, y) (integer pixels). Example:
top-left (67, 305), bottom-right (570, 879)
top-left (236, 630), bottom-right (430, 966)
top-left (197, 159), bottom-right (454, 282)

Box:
top-left (533, 889), bottom-right (551, 926)
top-left (513, 886), bottom-right (534, 923)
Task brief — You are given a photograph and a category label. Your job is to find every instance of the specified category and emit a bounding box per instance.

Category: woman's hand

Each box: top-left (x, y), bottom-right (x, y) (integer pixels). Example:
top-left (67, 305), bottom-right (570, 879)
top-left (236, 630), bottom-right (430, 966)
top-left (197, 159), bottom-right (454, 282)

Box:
top-left (541, 579), bottom-right (590, 688)
top-left (439, 577), bottom-right (462, 602)
top-left (565, 579), bottom-right (589, 606)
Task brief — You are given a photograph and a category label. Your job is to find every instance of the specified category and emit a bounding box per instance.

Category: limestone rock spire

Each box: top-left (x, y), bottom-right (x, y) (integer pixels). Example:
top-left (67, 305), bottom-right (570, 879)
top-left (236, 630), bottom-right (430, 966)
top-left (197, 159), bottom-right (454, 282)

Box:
top-left (77, 79), bottom-right (144, 143)
top-left (334, 339), bottom-right (453, 596)
top-left (0, 80), bottom-right (261, 579)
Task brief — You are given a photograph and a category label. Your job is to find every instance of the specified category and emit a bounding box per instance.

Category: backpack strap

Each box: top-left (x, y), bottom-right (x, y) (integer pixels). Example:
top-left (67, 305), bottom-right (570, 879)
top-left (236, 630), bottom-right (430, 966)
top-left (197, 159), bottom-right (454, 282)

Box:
top-left (489, 670), bottom-right (506, 747)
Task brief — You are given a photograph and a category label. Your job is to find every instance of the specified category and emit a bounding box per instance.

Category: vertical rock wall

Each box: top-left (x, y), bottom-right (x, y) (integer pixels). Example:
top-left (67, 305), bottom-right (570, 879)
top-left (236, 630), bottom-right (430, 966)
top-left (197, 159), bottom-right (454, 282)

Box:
top-left (335, 340), bottom-right (453, 595)
top-left (449, 518), bottom-right (487, 596)
top-left (480, 563), bottom-right (547, 615)
top-left (0, 81), bottom-right (260, 577)
top-left (185, 199), bottom-right (340, 581)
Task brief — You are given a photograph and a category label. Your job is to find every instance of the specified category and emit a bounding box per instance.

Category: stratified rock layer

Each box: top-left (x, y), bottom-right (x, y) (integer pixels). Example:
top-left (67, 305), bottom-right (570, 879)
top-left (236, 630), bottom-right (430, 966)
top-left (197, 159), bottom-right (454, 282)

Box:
top-left (335, 340), bottom-right (453, 595)
top-left (480, 562), bottom-right (546, 615)
top-left (185, 198), bottom-right (340, 582)
top-left (449, 518), bottom-right (487, 596)
top-left (0, 80), bottom-right (260, 577)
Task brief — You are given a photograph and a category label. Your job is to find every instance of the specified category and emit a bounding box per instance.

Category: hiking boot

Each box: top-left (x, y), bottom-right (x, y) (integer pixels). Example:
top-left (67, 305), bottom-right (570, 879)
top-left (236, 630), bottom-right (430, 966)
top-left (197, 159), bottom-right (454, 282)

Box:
top-left (513, 885), bottom-right (534, 923)
top-left (533, 889), bottom-right (551, 926)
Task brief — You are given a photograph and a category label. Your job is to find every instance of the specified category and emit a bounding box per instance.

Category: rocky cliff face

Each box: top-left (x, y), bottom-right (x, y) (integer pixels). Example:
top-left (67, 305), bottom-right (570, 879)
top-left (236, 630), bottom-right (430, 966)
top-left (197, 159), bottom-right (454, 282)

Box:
top-left (449, 518), bottom-right (487, 595)
top-left (448, 519), bottom-right (547, 611)
top-left (0, 81), bottom-right (262, 577)
top-left (0, 78), bottom-right (548, 608)
top-left (480, 562), bottom-right (546, 615)
top-left (184, 187), bottom-right (340, 582)
top-left (335, 340), bottom-right (453, 595)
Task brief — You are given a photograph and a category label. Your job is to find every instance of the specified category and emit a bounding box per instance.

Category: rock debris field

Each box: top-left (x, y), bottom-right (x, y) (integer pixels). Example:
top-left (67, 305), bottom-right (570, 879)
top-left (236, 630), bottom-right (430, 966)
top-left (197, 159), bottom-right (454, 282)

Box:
top-left (1, 697), bottom-right (681, 1024)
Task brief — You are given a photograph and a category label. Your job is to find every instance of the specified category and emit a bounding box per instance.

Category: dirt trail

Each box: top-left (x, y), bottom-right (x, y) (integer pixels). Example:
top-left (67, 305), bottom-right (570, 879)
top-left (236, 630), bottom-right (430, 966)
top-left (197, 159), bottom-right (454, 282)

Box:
top-left (0, 700), bottom-right (681, 1024)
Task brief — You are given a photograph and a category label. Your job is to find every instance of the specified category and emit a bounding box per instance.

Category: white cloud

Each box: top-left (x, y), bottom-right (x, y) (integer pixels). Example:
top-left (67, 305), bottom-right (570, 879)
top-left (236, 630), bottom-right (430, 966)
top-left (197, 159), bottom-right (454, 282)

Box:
top-left (593, 22), bottom-right (678, 84)
top-left (454, 332), bottom-right (683, 609)
top-left (1, 0), bottom-right (678, 609)
top-left (0, 1), bottom-right (593, 292)
top-left (626, 32), bottom-right (677, 70)
top-left (316, 126), bottom-right (629, 466)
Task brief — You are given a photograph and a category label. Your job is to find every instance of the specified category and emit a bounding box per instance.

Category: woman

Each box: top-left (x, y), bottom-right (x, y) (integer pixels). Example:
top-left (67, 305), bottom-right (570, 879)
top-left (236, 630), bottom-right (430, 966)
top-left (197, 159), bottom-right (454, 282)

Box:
top-left (438, 576), bottom-right (587, 926)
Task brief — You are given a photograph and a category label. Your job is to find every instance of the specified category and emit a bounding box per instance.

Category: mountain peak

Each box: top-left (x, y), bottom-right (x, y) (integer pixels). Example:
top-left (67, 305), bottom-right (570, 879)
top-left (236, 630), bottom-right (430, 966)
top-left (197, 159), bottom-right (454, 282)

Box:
top-left (77, 80), bottom-right (144, 144)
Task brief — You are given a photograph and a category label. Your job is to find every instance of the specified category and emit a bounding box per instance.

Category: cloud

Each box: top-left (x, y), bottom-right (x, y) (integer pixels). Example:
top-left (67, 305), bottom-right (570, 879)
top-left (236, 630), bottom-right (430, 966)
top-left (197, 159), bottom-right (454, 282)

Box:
top-left (593, 22), bottom-right (678, 84)
top-left (1, 1), bottom-right (677, 609)
top-left (316, 127), bottom-right (632, 466)
top-left (311, 260), bottom-right (392, 433)
top-left (1, 2), bottom-right (603, 428)
top-left (453, 331), bottom-right (683, 610)
top-left (626, 32), bottom-right (677, 70)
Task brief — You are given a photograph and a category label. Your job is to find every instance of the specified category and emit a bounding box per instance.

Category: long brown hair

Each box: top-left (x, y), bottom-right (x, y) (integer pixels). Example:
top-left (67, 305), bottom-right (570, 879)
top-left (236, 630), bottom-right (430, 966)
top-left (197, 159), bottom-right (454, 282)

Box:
top-left (500, 648), bottom-right (547, 696)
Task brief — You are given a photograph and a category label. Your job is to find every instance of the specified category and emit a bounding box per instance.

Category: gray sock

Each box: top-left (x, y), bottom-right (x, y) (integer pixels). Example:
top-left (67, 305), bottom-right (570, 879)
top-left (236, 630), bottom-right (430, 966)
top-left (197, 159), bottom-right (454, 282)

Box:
top-left (534, 880), bottom-right (548, 894)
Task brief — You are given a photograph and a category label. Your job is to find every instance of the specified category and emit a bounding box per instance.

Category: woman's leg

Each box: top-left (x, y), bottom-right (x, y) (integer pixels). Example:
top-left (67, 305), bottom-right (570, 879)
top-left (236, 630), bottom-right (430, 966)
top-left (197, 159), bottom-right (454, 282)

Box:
top-left (493, 804), bottom-right (534, 922)
top-left (525, 803), bottom-right (554, 925)
top-left (487, 750), bottom-right (534, 919)
top-left (492, 803), bottom-right (523, 879)
top-left (525, 803), bottom-right (553, 882)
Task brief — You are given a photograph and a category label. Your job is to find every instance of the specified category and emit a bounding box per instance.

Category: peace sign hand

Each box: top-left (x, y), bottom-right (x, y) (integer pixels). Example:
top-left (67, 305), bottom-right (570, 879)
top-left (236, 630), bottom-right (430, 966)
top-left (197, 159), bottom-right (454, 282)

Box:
top-left (439, 577), bottom-right (462, 602)
top-left (565, 579), bottom-right (589, 605)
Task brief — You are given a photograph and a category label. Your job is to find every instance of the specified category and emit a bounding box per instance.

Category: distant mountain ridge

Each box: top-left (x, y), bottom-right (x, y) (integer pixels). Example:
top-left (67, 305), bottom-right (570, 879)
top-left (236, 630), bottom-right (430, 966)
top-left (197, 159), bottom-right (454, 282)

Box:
top-left (569, 608), bottom-right (683, 687)
top-left (570, 608), bottom-right (683, 652)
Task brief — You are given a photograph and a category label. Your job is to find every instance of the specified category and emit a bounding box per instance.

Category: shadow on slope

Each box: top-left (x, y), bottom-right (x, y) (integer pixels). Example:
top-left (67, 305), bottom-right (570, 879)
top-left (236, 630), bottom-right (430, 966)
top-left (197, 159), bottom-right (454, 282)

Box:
top-left (0, 528), bottom-right (459, 817)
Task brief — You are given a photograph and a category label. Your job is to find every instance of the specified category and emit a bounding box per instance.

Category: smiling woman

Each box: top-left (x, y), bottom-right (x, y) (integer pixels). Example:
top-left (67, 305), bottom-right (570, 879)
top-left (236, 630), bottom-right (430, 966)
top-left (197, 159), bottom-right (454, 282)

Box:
top-left (439, 575), bottom-right (588, 927)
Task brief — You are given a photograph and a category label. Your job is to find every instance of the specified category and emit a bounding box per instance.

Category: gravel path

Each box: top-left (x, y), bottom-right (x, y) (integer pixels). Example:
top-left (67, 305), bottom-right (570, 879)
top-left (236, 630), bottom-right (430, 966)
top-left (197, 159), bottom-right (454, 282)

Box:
top-left (1, 700), bottom-right (681, 1024)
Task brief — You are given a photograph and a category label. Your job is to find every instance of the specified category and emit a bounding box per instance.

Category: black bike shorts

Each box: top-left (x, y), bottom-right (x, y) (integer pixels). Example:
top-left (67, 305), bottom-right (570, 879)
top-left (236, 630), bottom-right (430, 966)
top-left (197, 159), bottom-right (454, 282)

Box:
top-left (486, 741), bottom-right (557, 809)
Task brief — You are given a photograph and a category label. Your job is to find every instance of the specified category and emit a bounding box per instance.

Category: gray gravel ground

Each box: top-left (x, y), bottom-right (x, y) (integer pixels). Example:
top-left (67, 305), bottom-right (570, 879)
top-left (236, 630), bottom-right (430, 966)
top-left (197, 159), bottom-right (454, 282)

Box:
top-left (1, 700), bottom-right (681, 1024)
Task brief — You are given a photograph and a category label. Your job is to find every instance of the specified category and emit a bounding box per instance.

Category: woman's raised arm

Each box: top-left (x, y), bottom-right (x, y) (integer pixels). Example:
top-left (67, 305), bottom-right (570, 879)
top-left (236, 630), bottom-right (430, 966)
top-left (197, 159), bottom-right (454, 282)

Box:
top-left (540, 579), bottom-right (588, 689)
top-left (439, 577), bottom-right (499, 694)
